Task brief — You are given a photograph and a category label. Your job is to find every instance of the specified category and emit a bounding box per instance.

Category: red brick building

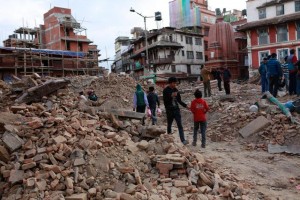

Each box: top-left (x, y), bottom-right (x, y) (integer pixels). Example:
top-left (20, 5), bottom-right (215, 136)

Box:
top-left (238, 0), bottom-right (300, 69)
top-left (1, 7), bottom-right (101, 79)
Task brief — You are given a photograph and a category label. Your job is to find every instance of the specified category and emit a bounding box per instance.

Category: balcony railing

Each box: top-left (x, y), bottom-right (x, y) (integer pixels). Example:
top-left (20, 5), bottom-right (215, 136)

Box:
top-left (150, 56), bottom-right (174, 65)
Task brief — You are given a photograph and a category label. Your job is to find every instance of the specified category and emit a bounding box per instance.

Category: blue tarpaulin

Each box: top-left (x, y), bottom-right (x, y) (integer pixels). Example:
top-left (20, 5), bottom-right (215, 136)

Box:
top-left (0, 46), bottom-right (85, 57)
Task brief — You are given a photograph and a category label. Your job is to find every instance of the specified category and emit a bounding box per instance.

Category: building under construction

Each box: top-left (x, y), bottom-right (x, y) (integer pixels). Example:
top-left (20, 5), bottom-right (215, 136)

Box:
top-left (0, 7), bottom-right (103, 81)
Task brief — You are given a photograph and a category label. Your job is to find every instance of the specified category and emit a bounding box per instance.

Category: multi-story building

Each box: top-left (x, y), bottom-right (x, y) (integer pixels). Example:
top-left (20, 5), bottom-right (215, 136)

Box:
top-left (111, 36), bottom-right (132, 73)
top-left (1, 6), bottom-right (100, 78)
top-left (130, 27), bottom-right (204, 83)
top-left (170, 0), bottom-right (216, 61)
top-left (238, 0), bottom-right (300, 69)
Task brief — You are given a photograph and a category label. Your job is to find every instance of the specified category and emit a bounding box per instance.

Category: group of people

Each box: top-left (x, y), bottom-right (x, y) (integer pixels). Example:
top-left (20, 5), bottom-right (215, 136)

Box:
top-left (133, 77), bottom-right (209, 148)
top-left (201, 65), bottom-right (232, 97)
top-left (79, 90), bottom-right (98, 102)
top-left (259, 49), bottom-right (300, 97)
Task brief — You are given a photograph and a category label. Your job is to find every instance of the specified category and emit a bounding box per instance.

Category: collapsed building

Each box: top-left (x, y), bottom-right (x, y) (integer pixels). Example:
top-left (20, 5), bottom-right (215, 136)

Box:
top-left (0, 7), bottom-right (104, 81)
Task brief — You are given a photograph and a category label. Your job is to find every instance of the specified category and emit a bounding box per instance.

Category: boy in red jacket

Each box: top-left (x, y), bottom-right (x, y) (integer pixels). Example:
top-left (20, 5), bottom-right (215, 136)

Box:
top-left (190, 89), bottom-right (209, 148)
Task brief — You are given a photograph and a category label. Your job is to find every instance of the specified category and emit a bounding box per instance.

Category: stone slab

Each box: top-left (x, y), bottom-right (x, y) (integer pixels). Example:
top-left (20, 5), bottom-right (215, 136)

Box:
top-left (65, 193), bottom-right (87, 200)
top-left (239, 116), bottom-right (270, 138)
top-left (268, 144), bottom-right (300, 154)
top-left (3, 132), bottom-right (24, 152)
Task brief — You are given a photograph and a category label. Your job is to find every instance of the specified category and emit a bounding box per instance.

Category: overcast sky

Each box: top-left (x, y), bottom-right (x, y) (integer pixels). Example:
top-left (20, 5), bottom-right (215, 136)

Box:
top-left (0, 0), bottom-right (246, 69)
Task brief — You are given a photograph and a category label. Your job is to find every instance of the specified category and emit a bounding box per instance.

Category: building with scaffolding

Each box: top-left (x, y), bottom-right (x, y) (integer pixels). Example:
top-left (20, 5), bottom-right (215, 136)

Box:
top-left (0, 6), bottom-right (102, 80)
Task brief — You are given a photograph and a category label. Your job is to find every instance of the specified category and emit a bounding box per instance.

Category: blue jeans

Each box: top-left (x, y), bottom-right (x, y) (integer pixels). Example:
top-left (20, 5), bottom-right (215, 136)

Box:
top-left (166, 109), bottom-right (186, 142)
top-left (297, 78), bottom-right (300, 96)
top-left (150, 107), bottom-right (157, 125)
top-left (289, 73), bottom-right (297, 95)
top-left (193, 121), bottom-right (207, 145)
top-left (261, 75), bottom-right (268, 93)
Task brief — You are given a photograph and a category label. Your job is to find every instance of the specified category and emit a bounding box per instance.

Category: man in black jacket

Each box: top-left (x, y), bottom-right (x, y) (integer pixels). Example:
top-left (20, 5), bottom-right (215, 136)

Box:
top-left (163, 77), bottom-right (189, 145)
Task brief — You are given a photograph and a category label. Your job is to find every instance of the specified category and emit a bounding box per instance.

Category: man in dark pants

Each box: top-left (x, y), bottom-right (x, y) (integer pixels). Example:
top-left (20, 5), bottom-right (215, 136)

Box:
top-left (147, 86), bottom-right (160, 125)
top-left (163, 77), bottom-right (189, 145)
top-left (222, 67), bottom-right (231, 95)
top-left (266, 53), bottom-right (282, 97)
top-left (216, 68), bottom-right (222, 91)
top-left (287, 49), bottom-right (298, 95)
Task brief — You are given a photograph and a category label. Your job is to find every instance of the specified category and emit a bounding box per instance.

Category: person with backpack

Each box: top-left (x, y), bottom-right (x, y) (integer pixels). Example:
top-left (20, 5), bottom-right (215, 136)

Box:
top-left (87, 90), bottom-right (98, 101)
top-left (287, 49), bottom-right (298, 95)
top-left (147, 86), bottom-right (160, 125)
top-left (133, 84), bottom-right (149, 125)
top-left (190, 89), bottom-right (209, 148)
top-left (259, 57), bottom-right (268, 93)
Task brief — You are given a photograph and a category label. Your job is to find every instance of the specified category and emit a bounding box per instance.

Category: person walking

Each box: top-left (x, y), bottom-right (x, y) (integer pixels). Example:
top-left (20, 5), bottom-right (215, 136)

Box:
top-left (163, 77), bottom-right (189, 145)
top-left (216, 68), bottom-right (222, 91)
top-left (259, 57), bottom-right (269, 93)
top-left (287, 49), bottom-right (298, 95)
top-left (190, 89), bottom-right (209, 148)
top-left (147, 86), bottom-right (160, 125)
top-left (200, 65), bottom-right (212, 97)
top-left (266, 53), bottom-right (282, 98)
top-left (281, 56), bottom-right (289, 92)
top-left (222, 67), bottom-right (232, 95)
top-left (133, 84), bottom-right (149, 125)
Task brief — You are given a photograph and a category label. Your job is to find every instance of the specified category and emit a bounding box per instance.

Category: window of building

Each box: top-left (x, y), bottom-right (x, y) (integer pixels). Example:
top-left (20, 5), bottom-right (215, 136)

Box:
top-left (277, 48), bottom-right (289, 62)
top-left (277, 25), bottom-right (288, 42)
top-left (181, 35), bottom-right (183, 42)
top-left (187, 51), bottom-right (194, 59)
top-left (259, 51), bottom-right (270, 63)
top-left (204, 28), bottom-right (209, 36)
top-left (66, 41), bottom-right (71, 50)
top-left (169, 34), bottom-right (173, 41)
top-left (171, 65), bottom-right (176, 72)
top-left (296, 1), bottom-right (300, 12)
top-left (204, 16), bottom-right (208, 22)
top-left (196, 52), bottom-right (203, 60)
top-left (276, 4), bottom-right (284, 16)
top-left (182, 50), bottom-right (185, 57)
top-left (296, 21), bottom-right (300, 39)
top-left (204, 41), bottom-right (208, 50)
top-left (186, 36), bottom-right (193, 45)
top-left (78, 43), bottom-right (83, 51)
top-left (258, 27), bottom-right (269, 45)
top-left (195, 38), bottom-right (202, 45)
top-left (187, 65), bottom-right (191, 74)
top-left (258, 8), bottom-right (266, 19)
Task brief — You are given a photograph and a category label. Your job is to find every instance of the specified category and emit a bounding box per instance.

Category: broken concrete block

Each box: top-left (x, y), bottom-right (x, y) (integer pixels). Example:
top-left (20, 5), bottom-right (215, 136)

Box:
top-left (65, 193), bottom-right (87, 200)
top-left (173, 180), bottom-right (189, 187)
top-left (239, 116), bottom-right (270, 138)
top-left (137, 140), bottom-right (149, 150)
top-left (3, 132), bottom-right (24, 152)
top-left (9, 170), bottom-right (24, 184)
top-left (53, 135), bottom-right (67, 144)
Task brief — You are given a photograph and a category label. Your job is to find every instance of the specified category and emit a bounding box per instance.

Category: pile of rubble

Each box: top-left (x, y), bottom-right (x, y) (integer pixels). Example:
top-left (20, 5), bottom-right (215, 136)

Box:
top-left (0, 76), bottom-right (250, 200)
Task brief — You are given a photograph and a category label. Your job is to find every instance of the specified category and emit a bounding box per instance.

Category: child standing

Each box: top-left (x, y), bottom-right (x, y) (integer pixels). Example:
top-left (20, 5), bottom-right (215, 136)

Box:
top-left (190, 89), bottom-right (209, 148)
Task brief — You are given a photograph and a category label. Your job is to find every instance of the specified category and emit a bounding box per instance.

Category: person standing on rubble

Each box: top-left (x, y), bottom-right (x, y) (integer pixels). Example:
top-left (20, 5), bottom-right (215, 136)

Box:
top-left (200, 65), bottom-right (212, 97)
top-left (259, 57), bottom-right (269, 93)
top-left (163, 77), bottom-right (189, 145)
top-left (190, 89), bottom-right (209, 148)
top-left (287, 49), bottom-right (298, 95)
top-left (133, 84), bottom-right (149, 125)
top-left (222, 67), bottom-right (232, 95)
top-left (147, 86), bottom-right (160, 125)
top-left (281, 56), bottom-right (289, 92)
top-left (266, 53), bottom-right (282, 98)
top-left (215, 68), bottom-right (223, 91)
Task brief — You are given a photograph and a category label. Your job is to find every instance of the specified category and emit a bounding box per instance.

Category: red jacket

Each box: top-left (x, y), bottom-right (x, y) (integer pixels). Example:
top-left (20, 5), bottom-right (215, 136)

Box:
top-left (191, 98), bottom-right (209, 122)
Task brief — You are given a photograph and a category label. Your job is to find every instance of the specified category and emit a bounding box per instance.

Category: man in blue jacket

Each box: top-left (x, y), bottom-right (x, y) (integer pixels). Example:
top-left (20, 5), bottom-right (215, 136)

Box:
top-left (266, 53), bottom-right (282, 97)
top-left (259, 57), bottom-right (268, 93)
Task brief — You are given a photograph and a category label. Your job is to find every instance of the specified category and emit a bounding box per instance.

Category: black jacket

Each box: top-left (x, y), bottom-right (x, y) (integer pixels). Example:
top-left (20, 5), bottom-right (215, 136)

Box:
top-left (147, 92), bottom-right (160, 109)
top-left (163, 86), bottom-right (187, 110)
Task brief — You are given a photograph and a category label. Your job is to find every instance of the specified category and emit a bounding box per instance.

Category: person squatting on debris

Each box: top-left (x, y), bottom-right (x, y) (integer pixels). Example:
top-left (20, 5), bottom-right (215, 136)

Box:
top-left (259, 57), bottom-right (269, 93)
top-left (287, 49), bottom-right (298, 95)
top-left (200, 65), bottom-right (212, 97)
top-left (163, 77), bottom-right (189, 145)
top-left (79, 91), bottom-right (88, 101)
top-left (266, 53), bottom-right (282, 98)
top-left (87, 90), bottom-right (98, 101)
top-left (147, 86), bottom-right (160, 125)
top-left (190, 89), bottom-right (209, 148)
top-left (222, 67), bottom-right (232, 95)
top-left (133, 84), bottom-right (149, 125)
top-left (281, 56), bottom-right (289, 92)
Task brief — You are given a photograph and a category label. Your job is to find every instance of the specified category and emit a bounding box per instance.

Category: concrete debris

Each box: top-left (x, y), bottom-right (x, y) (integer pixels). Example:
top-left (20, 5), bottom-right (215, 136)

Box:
top-left (0, 74), bottom-right (298, 199)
